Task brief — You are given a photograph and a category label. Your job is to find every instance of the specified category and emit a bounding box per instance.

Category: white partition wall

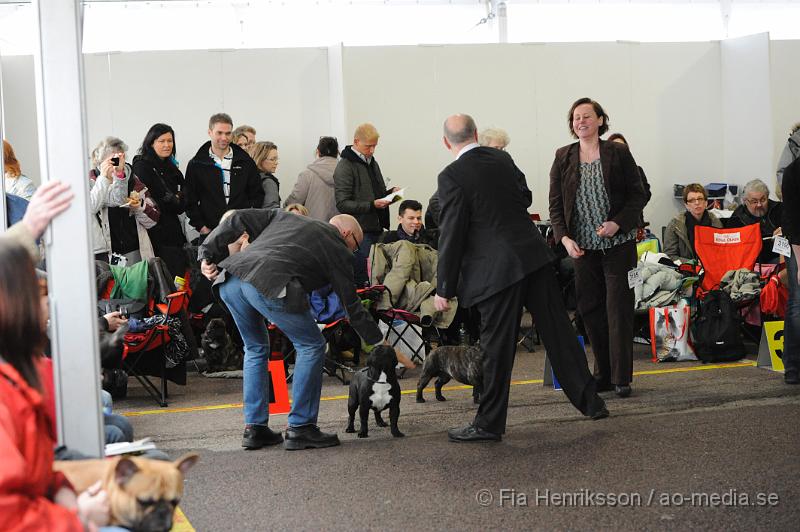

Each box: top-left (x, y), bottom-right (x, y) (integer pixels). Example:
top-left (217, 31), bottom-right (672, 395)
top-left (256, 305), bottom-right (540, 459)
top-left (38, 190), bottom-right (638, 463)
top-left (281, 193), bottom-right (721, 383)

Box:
top-left (721, 33), bottom-right (774, 191)
top-left (2, 37), bottom-right (799, 235)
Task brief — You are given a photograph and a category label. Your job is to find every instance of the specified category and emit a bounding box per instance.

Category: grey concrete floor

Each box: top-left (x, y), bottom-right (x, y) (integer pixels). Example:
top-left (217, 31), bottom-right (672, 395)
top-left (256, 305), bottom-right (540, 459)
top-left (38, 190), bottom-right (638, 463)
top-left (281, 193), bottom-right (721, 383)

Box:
top-left (117, 342), bottom-right (800, 531)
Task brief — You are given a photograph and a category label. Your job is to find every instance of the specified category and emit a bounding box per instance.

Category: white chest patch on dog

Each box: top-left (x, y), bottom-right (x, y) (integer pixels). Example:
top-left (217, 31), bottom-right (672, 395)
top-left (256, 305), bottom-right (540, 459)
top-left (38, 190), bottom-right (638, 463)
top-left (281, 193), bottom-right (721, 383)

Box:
top-left (369, 371), bottom-right (393, 410)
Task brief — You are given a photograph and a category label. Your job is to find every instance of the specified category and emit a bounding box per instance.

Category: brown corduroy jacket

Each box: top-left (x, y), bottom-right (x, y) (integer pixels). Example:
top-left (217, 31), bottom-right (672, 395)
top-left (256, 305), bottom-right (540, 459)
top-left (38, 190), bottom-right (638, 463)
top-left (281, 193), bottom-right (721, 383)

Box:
top-left (548, 139), bottom-right (647, 243)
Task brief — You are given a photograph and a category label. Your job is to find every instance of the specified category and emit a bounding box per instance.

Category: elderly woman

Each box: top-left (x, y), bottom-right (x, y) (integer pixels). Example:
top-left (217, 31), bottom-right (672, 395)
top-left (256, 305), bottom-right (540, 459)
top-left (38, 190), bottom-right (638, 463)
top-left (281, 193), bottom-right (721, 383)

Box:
top-left (549, 97), bottom-right (647, 398)
top-left (232, 125), bottom-right (256, 150)
top-left (478, 127), bottom-right (510, 151)
top-left (132, 123), bottom-right (188, 277)
top-left (247, 141), bottom-right (281, 209)
top-left (664, 184), bottom-right (723, 264)
top-left (3, 140), bottom-right (36, 200)
top-left (89, 137), bottom-right (158, 265)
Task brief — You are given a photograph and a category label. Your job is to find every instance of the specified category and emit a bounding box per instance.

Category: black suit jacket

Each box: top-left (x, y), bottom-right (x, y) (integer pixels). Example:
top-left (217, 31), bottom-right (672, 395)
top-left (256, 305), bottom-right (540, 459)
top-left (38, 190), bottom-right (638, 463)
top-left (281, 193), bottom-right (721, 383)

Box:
top-left (436, 146), bottom-right (555, 307)
top-left (184, 142), bottom-right (265, 231)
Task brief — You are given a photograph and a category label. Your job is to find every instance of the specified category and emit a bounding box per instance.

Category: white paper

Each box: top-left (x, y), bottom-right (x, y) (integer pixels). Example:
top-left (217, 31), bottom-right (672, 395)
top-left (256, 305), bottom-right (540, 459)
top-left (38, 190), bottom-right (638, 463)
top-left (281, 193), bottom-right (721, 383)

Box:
top-left (628, 268), bottom-right (643, 289)
top-left (379, 187), bottom-right (405, 203)
top-left (105, 437), bottom-right (156, 456)
top-left (773, 236), bottom-right (791, 257)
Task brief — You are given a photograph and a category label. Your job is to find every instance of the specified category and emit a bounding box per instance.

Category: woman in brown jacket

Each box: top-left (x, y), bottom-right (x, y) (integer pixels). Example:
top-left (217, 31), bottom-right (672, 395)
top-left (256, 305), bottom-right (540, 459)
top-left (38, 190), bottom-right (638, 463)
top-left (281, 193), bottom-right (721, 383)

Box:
top-left (549, 97), bottom-right (647, 398)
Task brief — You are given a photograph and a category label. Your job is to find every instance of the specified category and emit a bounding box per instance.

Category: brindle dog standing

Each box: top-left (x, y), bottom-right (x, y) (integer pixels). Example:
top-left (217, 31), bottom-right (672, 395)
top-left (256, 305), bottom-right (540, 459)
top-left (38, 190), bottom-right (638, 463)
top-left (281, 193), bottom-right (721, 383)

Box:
top-left (416, 345), bottom-right (484, 404)
top-left (346, 345), bottom-right (404, 438)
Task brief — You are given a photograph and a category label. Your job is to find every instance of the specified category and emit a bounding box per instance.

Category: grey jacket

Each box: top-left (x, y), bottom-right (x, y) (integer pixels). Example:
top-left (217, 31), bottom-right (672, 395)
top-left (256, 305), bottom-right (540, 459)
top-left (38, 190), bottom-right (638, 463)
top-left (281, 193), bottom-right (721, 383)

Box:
top-left (283, 156), bottom-right (340, 222)
top-left (663, 211), bottom-right (722, 263)
top-left (333, 146), bottom-right (390, 233)
top-left (260, 172), bottom-right (280, 209)
top-left (198, 208), bottom-right (382, 344)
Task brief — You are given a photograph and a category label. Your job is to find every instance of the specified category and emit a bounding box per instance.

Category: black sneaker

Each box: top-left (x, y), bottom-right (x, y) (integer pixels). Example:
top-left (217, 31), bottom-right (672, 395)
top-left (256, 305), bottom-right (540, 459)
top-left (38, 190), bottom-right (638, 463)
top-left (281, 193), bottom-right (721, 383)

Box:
top-left (284, 425), bottom-right (340, 450)
top-left (785, 369), bottom-right (800, 385)
top-left (242, 424), bottom-right (284, 450)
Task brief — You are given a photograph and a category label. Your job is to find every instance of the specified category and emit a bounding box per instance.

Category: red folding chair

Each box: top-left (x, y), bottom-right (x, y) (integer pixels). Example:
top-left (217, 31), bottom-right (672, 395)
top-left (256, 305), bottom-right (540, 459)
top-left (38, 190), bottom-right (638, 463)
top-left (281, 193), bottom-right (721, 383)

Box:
top-left (693, 223), bottom-right (762, 293)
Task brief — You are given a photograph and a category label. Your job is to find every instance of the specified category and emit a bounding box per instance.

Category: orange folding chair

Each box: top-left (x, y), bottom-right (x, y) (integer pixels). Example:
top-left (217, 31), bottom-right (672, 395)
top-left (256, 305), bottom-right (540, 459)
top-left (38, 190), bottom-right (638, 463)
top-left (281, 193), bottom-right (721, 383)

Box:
top-left (693, 223), bottom-right (762, 292)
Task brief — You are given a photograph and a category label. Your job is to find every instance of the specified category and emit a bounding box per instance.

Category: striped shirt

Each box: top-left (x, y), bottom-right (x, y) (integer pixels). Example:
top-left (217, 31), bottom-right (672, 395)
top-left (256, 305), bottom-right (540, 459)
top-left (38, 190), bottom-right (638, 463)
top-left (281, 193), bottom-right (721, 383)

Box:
top-left (574, 159), bottom-right (635, 250)
top-left (209, 147), bottom-right (234, 204)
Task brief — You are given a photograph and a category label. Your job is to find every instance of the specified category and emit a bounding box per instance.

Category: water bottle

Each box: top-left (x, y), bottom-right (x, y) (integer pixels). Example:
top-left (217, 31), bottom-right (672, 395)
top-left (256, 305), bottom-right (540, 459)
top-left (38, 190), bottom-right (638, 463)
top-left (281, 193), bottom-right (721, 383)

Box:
top-left (458, 323), bottom-right (469, 345)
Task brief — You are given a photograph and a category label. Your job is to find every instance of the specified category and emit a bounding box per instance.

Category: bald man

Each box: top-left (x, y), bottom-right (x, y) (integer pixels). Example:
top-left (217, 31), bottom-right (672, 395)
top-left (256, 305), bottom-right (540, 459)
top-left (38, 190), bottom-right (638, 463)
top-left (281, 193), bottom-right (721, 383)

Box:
top-left (199, 210), bottom-right (383, 450)
top-left (434, 114), bottom-right (608, 443)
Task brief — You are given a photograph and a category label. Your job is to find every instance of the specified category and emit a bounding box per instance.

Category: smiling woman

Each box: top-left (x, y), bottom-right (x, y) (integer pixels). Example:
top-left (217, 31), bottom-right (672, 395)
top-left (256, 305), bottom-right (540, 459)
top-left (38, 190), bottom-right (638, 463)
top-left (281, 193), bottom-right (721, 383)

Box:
top-left (548, 97), bottom-right (647, 399)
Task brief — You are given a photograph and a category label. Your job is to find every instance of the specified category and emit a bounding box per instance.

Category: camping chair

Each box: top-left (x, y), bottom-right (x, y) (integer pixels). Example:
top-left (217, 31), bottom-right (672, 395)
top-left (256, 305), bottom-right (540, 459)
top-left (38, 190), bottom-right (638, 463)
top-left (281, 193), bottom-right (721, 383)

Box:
top-left (269, 318), bottom-right (360, 386)
top-left (693, 223), bottom-right (763, 342)
top-left (694, 223), bottom-right (762, 293)
top-left (97, 258), bottom-right (193, 407)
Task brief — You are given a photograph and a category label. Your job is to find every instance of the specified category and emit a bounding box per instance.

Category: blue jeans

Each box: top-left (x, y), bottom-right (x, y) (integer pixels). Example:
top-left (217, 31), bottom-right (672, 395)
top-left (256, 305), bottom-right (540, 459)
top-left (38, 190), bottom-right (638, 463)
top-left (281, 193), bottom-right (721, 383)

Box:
top-left (219, 275), bottom-right (327, 427)
top-left (784, 250), bottom-right (800, 374)
top-left (353, 231), bottom-right (381, 287)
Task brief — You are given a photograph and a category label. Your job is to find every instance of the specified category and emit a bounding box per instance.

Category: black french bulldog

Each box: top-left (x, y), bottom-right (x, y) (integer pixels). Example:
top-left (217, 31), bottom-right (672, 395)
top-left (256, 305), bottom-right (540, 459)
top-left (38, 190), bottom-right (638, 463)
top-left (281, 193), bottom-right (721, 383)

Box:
top-left (346, 345), bottom-right (404, 438)
top-left (201, 318), bottom-right (243, 373)
top-left (416, 345), bottom-right (483, 404)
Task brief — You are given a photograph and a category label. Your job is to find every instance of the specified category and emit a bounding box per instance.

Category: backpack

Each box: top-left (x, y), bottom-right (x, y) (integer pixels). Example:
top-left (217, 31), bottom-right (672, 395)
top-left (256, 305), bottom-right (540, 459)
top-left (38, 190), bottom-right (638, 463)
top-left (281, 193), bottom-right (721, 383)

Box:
top-left (691, 290), bottom-right (745, 363)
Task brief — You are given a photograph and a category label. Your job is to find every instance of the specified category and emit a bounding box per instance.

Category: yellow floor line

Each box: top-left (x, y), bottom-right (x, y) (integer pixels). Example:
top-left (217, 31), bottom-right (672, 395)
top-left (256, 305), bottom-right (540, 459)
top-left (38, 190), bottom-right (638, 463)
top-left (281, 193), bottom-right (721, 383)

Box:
top-left (123, 360), bottom-right (757, 418)
top-left (144, 359), bottom-right (756, 532)
top-left (171, 507), bottom-right (195, 532)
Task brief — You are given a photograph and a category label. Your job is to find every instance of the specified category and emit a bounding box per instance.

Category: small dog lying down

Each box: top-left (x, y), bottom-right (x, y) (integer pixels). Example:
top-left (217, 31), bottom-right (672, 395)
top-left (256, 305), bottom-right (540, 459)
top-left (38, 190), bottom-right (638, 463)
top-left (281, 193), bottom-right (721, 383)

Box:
top-left (416, 344), bottom-right (483, 404)
top-left (201, 318), bottom-right (243, 373)
top-left (54, 453), bottom-right (198, 532)
top-left (346, 345), bottom-right (404, 438)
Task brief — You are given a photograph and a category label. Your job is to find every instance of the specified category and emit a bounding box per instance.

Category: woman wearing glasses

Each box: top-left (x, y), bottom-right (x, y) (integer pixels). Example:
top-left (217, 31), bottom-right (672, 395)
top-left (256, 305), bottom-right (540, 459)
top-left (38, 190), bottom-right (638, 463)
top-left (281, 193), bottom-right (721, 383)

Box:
top-left (247, 141), bottom-right (281, 209)
top-left (549, 97), bottom-right (647, 399)
top-left (664, 183), bottom-right (722, 263)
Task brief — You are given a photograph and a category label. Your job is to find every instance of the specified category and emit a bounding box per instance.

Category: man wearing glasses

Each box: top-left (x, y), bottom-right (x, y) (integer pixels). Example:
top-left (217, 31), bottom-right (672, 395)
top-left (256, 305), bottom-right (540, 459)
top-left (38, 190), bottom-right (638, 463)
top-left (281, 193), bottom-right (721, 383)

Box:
top-left (726, 179), bottom-right (784, 264)
top-left (198, 210), bottom-right (383, 450)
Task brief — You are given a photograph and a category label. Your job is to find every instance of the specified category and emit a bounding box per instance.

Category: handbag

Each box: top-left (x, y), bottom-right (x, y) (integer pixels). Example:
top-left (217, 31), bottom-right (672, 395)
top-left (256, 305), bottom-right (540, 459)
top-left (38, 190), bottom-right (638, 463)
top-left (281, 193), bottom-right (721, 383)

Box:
top-left (649, 299), bottom-right (696, 362)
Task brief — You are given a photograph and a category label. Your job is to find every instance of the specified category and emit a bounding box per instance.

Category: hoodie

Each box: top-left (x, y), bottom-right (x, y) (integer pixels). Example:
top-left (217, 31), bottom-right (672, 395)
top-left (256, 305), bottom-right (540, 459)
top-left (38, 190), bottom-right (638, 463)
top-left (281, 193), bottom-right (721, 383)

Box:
top-left (284, 156), bottom-right (340, 222)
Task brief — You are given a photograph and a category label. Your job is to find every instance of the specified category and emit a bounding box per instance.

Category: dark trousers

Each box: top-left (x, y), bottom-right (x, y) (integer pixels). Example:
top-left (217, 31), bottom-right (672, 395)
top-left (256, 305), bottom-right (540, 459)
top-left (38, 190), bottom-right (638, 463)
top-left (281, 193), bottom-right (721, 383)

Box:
top-left (573, 240), bottom-right (636, 386)
top-left (473, 265), bottom-right (604, 435)
top-left (353, 230), bottom-right (382, 287)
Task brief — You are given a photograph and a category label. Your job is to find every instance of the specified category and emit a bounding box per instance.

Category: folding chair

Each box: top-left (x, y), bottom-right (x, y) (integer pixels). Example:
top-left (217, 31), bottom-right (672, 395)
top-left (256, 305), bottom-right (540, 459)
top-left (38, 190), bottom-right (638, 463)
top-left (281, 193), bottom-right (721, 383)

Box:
top-left (693, 223), bottom-right (763, 342)
top-left (98, 258), bottom-right (191, 407)
top-left (693, 223), bottom-right (762, 293)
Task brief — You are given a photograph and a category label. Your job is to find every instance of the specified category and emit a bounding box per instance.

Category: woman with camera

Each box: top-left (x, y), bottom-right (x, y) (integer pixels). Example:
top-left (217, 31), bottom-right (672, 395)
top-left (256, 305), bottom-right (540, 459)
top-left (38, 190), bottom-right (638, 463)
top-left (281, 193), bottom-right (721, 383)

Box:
top-left (89, 137), bottom-right (158, 265)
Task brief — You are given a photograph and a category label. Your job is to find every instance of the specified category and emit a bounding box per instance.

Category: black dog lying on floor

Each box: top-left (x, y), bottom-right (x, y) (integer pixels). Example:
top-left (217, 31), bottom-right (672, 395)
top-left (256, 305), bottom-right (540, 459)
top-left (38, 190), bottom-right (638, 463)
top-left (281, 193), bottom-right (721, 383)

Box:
top-left (201, 318), bottom-right (243, 373)
top-left (346, 345), bottom-right (404, 438)
top-left (416, 345), bottom-right (483, 404)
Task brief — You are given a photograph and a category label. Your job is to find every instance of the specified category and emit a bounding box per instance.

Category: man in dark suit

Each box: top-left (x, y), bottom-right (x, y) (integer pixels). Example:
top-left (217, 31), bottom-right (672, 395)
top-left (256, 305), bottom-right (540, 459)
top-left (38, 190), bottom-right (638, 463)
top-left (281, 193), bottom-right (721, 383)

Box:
top-left (434, 114), bottom-right (608, 443)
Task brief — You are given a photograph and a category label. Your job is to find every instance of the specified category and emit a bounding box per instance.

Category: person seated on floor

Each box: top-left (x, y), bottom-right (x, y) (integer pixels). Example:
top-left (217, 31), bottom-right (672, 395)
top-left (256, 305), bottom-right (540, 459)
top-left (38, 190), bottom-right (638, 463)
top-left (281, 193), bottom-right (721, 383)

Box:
top-left (380, 199), bottom-right (437, 248)
top-left (725, 178), bottom-right (784, 264)
top-left (664, 183), bottom-right (723, 264)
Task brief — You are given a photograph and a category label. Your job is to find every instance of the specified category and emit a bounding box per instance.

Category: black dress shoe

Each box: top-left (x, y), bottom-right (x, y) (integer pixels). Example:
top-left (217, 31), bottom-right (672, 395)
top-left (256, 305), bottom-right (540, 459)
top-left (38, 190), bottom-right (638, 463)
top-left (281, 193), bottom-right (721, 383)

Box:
top-left (284, 425), bottom-right (341, 450)
top-left (589, 406), bottom-right (609, 420)
top-left (448, 424), bottom-right (501, 443)
top-left (615, 385), bottom-right (632, 398)
top-left (785, 370), bottom-right (800, 385)
top-left (242, 424), bottom-right (283, 450)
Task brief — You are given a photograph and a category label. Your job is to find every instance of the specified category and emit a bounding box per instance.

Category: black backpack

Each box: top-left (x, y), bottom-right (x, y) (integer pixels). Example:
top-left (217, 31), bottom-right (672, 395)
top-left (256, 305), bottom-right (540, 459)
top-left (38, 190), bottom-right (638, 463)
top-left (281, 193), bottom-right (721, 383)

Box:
top-left (691, 290), bottom-right (745, 363)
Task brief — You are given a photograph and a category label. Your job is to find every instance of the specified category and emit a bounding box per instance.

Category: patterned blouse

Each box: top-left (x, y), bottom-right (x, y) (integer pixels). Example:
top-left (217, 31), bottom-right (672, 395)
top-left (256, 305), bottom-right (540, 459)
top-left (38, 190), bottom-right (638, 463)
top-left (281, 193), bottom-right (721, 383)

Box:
top-left (573, 159), bottom-right (635, 250)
